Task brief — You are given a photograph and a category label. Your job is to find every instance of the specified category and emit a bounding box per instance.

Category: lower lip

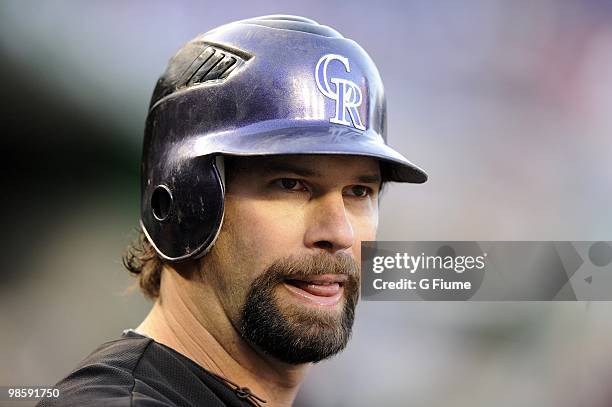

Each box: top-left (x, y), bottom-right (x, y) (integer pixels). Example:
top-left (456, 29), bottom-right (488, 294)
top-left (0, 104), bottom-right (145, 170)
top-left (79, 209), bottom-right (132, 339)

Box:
top-left (282, 281), bottom-right (344, 306)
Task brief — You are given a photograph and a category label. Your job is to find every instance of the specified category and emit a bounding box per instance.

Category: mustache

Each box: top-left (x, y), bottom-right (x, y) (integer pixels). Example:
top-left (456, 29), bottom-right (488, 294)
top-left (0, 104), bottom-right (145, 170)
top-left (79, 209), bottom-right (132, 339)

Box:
top-left (264, 252), bottom-right (360, 282)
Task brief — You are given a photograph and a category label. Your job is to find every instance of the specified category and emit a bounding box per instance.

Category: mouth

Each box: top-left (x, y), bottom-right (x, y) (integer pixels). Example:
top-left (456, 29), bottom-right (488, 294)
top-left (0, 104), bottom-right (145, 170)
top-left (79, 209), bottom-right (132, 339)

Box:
top-left (282, 274), bottom-right (348, 306)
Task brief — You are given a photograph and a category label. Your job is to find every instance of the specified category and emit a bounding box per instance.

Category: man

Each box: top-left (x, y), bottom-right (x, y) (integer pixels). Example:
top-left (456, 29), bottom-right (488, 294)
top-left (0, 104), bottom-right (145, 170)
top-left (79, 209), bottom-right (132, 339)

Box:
top-left (39, 15), bottom-right (427, 407)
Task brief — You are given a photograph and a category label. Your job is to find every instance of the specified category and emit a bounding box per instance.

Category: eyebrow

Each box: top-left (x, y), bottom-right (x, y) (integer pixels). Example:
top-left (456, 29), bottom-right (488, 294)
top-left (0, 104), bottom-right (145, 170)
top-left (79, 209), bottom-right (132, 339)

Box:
top-left (261, 161), bottom-right (382, 184)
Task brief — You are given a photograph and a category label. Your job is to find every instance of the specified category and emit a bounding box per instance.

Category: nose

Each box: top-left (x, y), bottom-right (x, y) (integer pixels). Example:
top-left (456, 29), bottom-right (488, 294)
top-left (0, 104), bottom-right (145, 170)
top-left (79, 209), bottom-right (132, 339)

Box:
top-left (303, 192), bottom-right (354, 254)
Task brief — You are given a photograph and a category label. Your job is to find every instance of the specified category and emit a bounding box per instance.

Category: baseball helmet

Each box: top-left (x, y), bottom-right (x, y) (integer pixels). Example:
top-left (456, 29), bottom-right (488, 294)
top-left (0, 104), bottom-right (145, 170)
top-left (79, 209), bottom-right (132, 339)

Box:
top-left (141, 15), bottom-right (428, 261)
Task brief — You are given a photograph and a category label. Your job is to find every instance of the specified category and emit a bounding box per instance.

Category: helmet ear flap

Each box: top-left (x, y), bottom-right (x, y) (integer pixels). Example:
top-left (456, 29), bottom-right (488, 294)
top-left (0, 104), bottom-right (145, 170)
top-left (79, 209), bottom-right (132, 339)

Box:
top-left (215, 155), bottom-right (226, 191)
top-left (141, 155), bottom-right (225, 262)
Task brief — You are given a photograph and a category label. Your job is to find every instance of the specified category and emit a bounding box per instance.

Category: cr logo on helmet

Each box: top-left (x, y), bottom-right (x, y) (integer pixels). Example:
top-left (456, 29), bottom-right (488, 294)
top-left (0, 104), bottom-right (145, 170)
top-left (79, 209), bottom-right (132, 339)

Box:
top-left (315, 54), bottom-right (366, 131)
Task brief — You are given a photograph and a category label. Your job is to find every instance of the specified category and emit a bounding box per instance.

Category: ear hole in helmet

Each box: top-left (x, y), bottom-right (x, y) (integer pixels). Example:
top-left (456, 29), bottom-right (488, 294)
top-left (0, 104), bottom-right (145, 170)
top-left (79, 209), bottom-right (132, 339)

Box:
top-left (151, 185), bottom-right (173, 222)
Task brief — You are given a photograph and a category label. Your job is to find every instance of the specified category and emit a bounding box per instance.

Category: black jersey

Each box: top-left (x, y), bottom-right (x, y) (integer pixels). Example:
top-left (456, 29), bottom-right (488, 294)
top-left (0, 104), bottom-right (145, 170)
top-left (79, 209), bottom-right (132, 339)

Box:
top-left (37, 330), bottom-right (265, 407)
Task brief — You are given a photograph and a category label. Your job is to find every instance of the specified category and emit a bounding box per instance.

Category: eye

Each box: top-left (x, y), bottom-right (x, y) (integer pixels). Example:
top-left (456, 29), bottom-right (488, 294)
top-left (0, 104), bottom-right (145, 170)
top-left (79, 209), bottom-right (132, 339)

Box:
top-left (275, 178), bottom-right (308, 191)
top-left (345, 185), bottom-right (373, 198)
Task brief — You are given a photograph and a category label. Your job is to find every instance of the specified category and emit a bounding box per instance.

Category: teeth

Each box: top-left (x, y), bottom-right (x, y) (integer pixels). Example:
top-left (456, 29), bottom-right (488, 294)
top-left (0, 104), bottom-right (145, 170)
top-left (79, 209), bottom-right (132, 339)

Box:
top-left (287, 278), bottom-right (343, 286)
top-left (305, 281), bottom-right (338, 285)
top-left (290, 279), bottom-right (336, 285)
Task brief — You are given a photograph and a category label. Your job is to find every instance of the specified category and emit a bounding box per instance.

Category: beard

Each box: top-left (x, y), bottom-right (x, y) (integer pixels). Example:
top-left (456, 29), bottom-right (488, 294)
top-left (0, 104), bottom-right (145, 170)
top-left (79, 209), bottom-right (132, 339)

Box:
top-left (238, 253), bottom-right (360, 365)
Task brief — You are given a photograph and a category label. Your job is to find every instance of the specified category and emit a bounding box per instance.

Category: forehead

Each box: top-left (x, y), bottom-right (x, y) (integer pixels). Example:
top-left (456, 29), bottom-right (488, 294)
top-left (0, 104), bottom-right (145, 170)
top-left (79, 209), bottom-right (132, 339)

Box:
top-left (225, 154), bottom-right (381, 181)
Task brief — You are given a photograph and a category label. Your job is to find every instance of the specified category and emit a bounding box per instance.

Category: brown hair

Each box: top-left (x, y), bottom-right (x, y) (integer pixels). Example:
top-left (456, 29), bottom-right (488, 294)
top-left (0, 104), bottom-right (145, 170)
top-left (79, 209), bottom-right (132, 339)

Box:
top-left (122, 230), bottom-right (164, 299)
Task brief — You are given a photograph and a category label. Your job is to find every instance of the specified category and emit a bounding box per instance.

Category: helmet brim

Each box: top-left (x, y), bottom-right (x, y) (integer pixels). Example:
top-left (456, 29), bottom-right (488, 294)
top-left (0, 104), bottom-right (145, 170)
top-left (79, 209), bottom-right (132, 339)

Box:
top-left (190, 123), bottom-right (428, 184)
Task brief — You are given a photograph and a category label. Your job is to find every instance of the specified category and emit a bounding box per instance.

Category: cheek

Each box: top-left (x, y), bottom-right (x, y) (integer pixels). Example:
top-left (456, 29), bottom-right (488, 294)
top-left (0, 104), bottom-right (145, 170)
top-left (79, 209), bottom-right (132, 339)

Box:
top-left (208, 195), bottom-right (309, 323)
top-left (350, 211), bottom-right (379, 263)
top-left (223, 196), bottom-right (306, 270)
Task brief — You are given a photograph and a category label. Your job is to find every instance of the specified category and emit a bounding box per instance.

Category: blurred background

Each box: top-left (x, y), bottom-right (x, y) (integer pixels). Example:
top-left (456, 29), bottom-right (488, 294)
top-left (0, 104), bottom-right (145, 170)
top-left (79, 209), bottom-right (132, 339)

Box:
top-left (1, 0), bottom-right (612, 406)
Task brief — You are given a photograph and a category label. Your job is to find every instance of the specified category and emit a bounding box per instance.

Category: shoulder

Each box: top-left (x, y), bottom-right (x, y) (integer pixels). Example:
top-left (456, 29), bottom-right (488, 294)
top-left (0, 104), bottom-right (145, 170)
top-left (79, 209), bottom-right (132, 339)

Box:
top-left (37, 332), bottom-right (169, 406)
top-left (37, 331), bottom-right (246, 407)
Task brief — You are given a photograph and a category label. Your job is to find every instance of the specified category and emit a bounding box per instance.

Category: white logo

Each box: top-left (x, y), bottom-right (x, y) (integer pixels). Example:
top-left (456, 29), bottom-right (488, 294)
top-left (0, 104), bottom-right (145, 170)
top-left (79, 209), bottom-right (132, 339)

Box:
top-left (315, 54), bottom-right (365, 130)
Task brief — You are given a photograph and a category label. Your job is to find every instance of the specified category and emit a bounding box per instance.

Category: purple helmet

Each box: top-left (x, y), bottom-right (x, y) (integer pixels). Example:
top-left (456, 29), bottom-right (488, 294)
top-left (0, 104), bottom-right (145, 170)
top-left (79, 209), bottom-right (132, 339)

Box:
top-left (141, 15), bottom-right (428, 261)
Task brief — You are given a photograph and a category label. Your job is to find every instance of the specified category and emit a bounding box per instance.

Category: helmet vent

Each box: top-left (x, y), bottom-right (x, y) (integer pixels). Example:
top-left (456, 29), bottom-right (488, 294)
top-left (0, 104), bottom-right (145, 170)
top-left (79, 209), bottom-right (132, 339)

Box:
top-left (149, 44), bottom-right (251, 108)
top-left (183, 45), bottom-right (246, 86)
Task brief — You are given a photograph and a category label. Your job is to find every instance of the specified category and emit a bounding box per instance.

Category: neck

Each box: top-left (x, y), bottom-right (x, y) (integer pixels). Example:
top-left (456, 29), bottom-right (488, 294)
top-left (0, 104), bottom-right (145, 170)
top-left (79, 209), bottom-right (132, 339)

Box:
top-left (137, 265), bottom-right (309, 407)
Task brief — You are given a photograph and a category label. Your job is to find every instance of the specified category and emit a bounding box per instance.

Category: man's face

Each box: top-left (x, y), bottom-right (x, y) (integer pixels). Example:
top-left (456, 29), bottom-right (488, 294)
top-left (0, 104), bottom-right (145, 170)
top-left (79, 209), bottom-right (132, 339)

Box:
top-left (201, 154), bottom-right (380, 364)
